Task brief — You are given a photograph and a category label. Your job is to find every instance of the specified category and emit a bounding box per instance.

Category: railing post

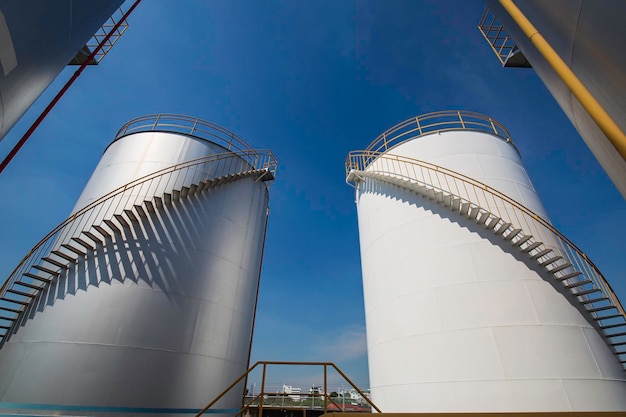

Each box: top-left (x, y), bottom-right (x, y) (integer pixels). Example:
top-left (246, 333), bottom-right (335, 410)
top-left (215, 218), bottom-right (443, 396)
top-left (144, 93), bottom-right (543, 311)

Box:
top-left (458, 111), bottom-right (465, 128)
top-left (152, 114), bottom-right (161, 131)
top-left (259, 362), bottom-right (267, 417)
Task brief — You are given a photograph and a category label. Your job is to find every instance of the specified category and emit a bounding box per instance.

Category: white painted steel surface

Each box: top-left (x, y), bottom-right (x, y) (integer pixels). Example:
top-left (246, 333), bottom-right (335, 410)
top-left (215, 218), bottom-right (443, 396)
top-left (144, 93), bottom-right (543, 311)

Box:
top-left (355, 129), bottom-right (626, 412)
top-left (484, 0), bottom-right (626, 197)
top-left (0, 128), bottom-right (270, 415)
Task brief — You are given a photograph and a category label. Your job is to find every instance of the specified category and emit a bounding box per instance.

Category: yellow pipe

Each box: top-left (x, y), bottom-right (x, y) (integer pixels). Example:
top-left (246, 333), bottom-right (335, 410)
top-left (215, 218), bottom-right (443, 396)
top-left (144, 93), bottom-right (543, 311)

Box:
top-left (498, 0), bottom-right (626, 160)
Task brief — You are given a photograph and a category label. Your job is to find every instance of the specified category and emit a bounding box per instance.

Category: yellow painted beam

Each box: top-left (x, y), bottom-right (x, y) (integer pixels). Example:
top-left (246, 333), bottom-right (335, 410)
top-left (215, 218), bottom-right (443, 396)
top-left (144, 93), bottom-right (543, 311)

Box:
top-left (498, 0), bottom-right (626, 161)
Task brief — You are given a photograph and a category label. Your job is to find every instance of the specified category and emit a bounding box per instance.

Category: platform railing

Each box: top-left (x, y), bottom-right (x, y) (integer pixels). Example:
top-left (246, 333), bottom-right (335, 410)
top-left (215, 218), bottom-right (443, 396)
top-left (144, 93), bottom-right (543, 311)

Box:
top-left (346, 151), bottom-right (626, 324)
top-left (196, 361), bottom-right (380, 417)
top-left (363, 111), bottom-right (515, 155)
top-left (113, 114), bottom-right (258, 156)
top-left (0, 149), bottom-right (277, 343)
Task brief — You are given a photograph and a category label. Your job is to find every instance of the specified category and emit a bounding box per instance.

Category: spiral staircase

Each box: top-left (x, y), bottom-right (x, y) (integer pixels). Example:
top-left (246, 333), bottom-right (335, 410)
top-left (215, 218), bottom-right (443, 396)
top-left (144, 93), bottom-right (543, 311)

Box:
top-left (0, 149), bottom-right (277, 348)
top-left (346, 150), bottom-right (626, 370)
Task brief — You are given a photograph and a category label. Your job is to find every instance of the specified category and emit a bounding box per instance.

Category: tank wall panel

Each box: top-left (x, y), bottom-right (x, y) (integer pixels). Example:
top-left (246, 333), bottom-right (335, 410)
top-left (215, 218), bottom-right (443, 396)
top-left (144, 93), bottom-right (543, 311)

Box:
top-left (0, 130), bottom-right (270, 414)
top-left (357, 131), bottom-right (626, 412)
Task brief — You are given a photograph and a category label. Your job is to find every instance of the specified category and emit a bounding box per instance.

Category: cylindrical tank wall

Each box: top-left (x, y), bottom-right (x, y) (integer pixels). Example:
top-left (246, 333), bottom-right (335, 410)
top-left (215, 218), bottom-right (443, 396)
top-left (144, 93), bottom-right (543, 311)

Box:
top-left (0, 129), bottom-right (270, 415)
top-left (484, 0), bottom-right (626, 197)
top-left (0, 0), bottom-right (124, 141)
top-left (356, 130), bottom-right (626, 412)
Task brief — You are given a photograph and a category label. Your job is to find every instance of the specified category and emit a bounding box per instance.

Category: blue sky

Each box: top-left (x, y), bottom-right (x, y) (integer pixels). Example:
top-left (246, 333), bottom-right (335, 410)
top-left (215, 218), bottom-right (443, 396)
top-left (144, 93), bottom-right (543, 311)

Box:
top-left (1, 0), bottom-right (625, 392)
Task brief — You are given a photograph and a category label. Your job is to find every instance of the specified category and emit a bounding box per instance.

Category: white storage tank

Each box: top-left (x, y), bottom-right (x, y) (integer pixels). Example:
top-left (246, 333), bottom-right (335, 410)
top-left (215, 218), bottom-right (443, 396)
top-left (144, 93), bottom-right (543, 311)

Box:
top-left (0, 114), bottom-right (277, 416)
top-left (346, 111), bottom-right (626, 412)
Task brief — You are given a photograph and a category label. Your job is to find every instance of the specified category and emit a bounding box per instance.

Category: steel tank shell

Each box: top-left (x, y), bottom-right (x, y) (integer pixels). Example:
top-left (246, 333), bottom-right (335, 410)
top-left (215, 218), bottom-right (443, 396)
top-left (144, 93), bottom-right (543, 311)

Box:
top-left (0, 119), bottom-right (272, 415)
top-left (354, 125), bottom-right (626, 412)
top-left (484, 0), bottom-right (626, 198)
top-left (0, 0), bottom-right (124, 141)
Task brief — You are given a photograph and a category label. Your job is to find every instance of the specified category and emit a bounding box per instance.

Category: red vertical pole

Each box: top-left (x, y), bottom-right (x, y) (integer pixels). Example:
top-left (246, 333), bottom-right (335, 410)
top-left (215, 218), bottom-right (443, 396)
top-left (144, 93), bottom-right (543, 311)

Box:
top-left (0, 0), bottom-right (142, 174)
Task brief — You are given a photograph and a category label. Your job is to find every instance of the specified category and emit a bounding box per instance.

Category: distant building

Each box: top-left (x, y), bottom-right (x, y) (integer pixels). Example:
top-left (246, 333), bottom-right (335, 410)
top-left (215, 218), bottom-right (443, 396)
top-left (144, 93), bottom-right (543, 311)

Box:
top-left (282, 385), bottom-right (302, 401)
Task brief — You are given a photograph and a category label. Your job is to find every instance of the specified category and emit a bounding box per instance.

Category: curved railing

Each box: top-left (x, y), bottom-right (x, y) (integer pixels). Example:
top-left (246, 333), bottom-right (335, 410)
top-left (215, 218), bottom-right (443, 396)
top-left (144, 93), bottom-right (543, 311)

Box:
top-left (346, 151), bottom-right (626, 340)
top-left (363, 111), bottom-right (516, 155)
top-left (112, 114), bottom-right (258, 155)
top-left (0, 149), bottom-right (277, 340)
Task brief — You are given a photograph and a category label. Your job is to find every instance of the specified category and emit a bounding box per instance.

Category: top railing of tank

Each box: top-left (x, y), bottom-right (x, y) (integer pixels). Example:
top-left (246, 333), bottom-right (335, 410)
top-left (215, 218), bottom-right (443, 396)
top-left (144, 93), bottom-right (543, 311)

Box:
top-left (363, 110), bottom-right (516, 155)
top-left (113, 114), bottom-right (257, 153)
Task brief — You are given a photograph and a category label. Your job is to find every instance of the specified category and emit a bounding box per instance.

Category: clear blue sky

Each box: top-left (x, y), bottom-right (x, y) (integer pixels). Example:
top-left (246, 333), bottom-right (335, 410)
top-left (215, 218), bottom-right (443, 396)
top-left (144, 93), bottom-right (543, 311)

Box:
top-left (1, 0), bottom-right (625, 393)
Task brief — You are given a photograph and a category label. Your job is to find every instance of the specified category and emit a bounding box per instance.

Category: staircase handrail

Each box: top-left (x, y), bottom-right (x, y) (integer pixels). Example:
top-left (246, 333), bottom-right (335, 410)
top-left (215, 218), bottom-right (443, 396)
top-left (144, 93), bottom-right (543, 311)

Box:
top-left (0, 149), bottom-right (277, 300)
top-left (363, 111), bottom-right (517, 155)
top-left (112, 114), bottom-right (258, 154)
top-left (345, 150), bottom-right (625, 318)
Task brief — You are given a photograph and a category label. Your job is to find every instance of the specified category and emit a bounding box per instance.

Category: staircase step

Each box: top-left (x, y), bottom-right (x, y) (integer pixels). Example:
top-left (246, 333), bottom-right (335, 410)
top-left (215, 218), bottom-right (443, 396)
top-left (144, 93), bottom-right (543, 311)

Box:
top-left (581, 297), bottom-right (609, 305)
top-left (145, 200), bottom-right (156, 212)
top-left (0, 325), bottom-right (11, 330)
top-left (613, 341), bottom-right (626, 347)
top-left (61, 243), bottom-right (86, 257)
top-left (523, 241), bottom-right (543, 253)
top-left (124, 209), bottom-right (138, 223)
top-left (103, 219), bottom-right (121, 234)
top-left (587, 305), bottom-right (617, 313)
top-left (189, 184), bottom-right (198, 195)
top-left (172, 189), bottom-right (181, 201)
top-left (180, 186), bottom-right (190, 198)
top-left (504, 228), bottom-right (522, 241)
top-left (572, 288), bottom-right (601, 297)
top-left (601, 322), bottom-right (626, 330)
top-left (450, 197), bottom-right (461, 211)
top-left (459, 202), bottom-right (470, 215)
top-left (0, 313), bottom-right (16, 321)
top-left (134, 204), bottom-right (147, 218)
top-left (7, 288), bottom-right (34, 298)
top-left (32, 264), bottom-right (60, 276)
top-left (71, 237), bottom-right (94, 251)
top-left (0, 304), bottom-right (22, 314)
top-left (50, 250), bottom-right (76, 263)
top-left (163, 193), bottom-right (172, 205)
top-left (14, 281), bottom-right (43, 291)
top-left (93, 225), bottom-right (112, 239)
top-left (540, 256), bottom-right (563, 267)
top-left (113, 214), bottom-right (130, 229)
top-left (196, 181), bottom-right (207, 193)
top-left (532, 248), bottom-right (553, 259)
top-left (486, 216), bottom-right (501, 229)
top-left (82, 231), bottom-right (103, 245)
top-left (23, 273), bottom-right (51, 284)
top-left (606, 331), bottom-right (626, 338)
top-left (514, 235), bottom-right (533, 247)
top-left (41, 256), bottom-right (67, 270)
top-left (495, 222), bottom-right (511, 235)
top-left (549, 263), bottom-right (573, 274)
top-left (564, 279), bottom-right (592, 289)
top-left (1, 297), bottom-right (28, 307)
top-left (598, 314), bottom-right (625, 321)
top-left (557, 271), bottom-right (583, 281)
top-left (477, 212), bottom-right (490, 225)
top-left (468, 206), bottom-right (480, 219)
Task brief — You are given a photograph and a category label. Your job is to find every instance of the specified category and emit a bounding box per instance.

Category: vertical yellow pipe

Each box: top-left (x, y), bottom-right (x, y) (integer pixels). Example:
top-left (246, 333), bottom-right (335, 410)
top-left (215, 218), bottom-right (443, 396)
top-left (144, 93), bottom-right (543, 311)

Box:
top-left (498, 0), bottom-right (626, 160)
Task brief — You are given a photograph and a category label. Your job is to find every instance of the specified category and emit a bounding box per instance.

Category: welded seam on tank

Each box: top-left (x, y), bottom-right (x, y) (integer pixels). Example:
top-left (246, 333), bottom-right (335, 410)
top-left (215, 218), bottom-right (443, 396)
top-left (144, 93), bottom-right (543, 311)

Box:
top-left (10, 339), bottom-right (248, 363)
